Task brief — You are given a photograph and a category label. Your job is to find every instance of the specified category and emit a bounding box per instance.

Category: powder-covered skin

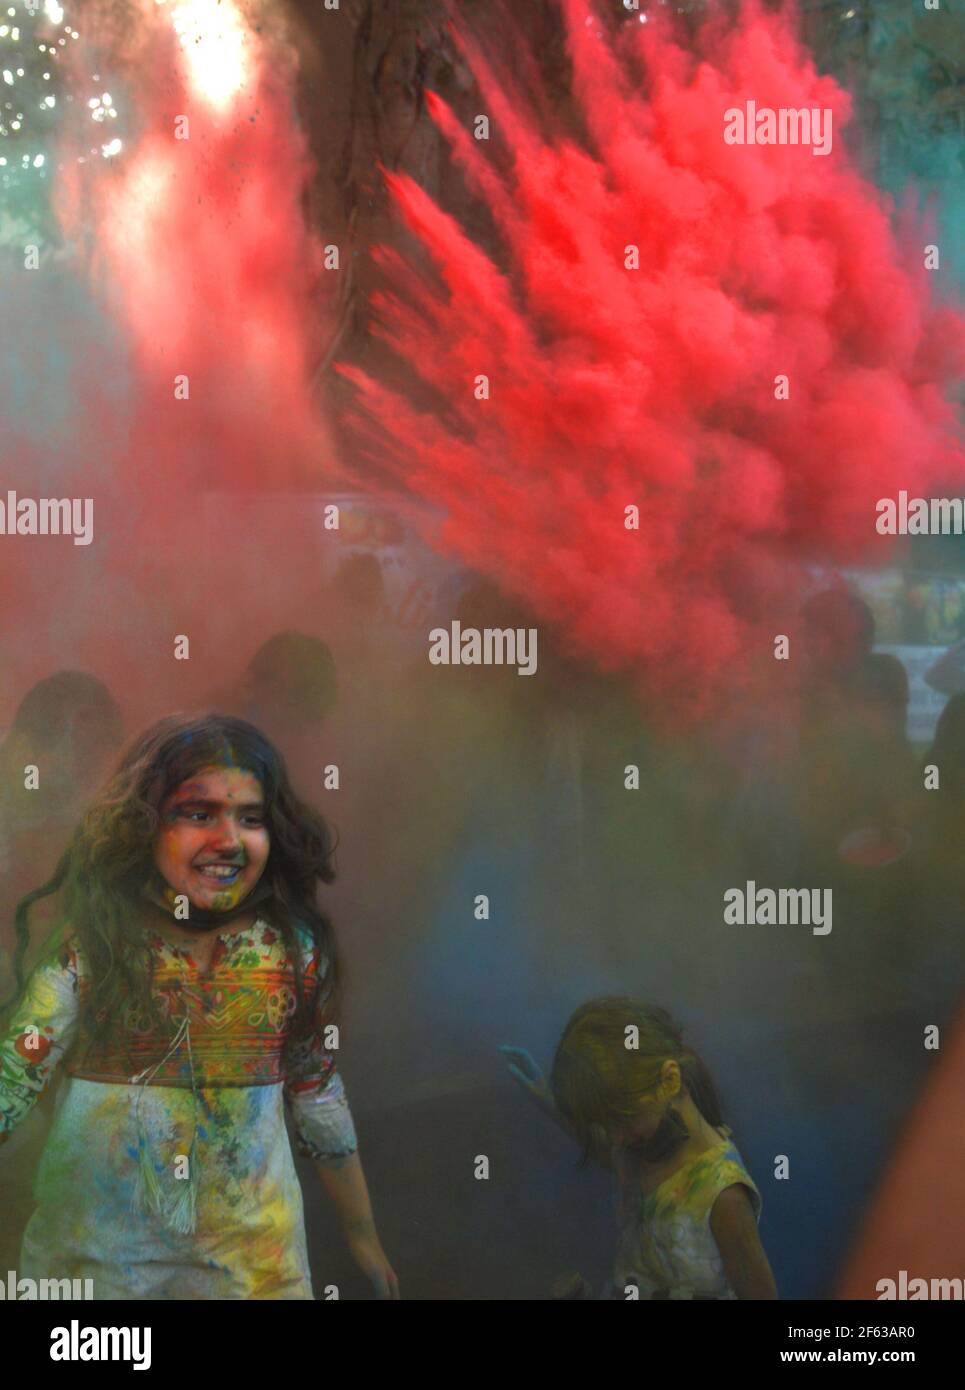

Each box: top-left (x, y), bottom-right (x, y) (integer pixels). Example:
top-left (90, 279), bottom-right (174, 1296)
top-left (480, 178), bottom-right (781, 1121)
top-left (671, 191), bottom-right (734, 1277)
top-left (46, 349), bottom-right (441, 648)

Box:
top-left (0, 922), bottom-right (356, 1300)
top-left (615, 1138), bottom-right (762, 1300)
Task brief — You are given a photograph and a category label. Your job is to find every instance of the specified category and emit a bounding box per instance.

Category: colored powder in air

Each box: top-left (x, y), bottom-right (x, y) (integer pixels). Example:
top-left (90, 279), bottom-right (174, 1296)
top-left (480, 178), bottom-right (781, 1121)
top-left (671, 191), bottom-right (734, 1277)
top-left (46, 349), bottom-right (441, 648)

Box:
top-left (0, 0), bottom-right (341, 719)
top-left (339, 0), bottom-right (965, 719)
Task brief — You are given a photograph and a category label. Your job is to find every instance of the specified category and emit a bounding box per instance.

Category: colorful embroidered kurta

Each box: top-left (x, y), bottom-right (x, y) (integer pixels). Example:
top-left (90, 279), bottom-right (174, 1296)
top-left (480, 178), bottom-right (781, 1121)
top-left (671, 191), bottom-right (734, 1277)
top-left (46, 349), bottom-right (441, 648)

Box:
top-left (0, 921), bottom-right (357, 1300)
top-left (615, 1137), bottom-right (763, 1300)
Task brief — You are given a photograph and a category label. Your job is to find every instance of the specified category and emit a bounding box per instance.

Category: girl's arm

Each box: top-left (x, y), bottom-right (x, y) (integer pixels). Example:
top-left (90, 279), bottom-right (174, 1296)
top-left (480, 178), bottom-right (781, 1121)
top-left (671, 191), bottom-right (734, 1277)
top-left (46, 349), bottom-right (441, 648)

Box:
top-left (286, 1072), bottom-right (399, 1299)
top-left (709, 1184), bottom-right (779, 1299)
top-left (284, 950), bottom-right (399, 1298)
top-left (313, 1151), bottom-right (399, 1300)
top-left (0, 939), bottom-right (81, 1146)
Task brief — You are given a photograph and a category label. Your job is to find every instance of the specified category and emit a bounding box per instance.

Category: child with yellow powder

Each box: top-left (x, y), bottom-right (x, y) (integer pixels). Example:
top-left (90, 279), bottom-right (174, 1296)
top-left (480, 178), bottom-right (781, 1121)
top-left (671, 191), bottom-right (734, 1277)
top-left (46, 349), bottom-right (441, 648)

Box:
top-left (503, 998), bottom-right (776, 1299)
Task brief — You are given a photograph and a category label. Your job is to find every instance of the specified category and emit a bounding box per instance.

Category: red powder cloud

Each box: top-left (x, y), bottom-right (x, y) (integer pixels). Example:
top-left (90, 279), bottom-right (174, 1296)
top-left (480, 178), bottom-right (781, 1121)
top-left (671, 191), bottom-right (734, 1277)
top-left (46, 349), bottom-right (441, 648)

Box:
top-left (58, 3), bottom-right (336, 496)
top-left (339, 0), bottom-right (965, 716)
top-left (0, 2), bottom-right (343, 721)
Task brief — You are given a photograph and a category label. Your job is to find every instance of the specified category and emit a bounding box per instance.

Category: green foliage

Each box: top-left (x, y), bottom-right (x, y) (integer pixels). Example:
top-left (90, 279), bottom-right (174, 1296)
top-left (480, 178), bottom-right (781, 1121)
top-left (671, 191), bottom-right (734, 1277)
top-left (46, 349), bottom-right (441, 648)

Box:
top-left (0, 1), bottom-right (66, 245)
top-left (804, 0), bottom-right (964, 285)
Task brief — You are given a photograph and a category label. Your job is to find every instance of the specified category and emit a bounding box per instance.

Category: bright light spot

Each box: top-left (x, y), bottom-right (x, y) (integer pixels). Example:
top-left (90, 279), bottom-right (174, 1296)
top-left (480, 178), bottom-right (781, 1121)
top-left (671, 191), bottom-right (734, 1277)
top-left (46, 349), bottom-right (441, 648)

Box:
top-left (171, 0), bottom-right (250, 112)
top-left (101, 91), bottom-right (112, 105)
top-left (101, 137), bottom-right (122, 157)
top-left (10, 119), bottom-right (19, 128)
top-left (44, 94), bottom-right (54, 106)
top-left (2, 71), bottom-right (13, 86)
top-left (89, 96), bottom-right (100, 108)
top-left (44, 0), bottom-right (64, 24)
top-left (33, 153), bottom-right (44, 167)
top-left (0, 26), bottom-right (7, 37)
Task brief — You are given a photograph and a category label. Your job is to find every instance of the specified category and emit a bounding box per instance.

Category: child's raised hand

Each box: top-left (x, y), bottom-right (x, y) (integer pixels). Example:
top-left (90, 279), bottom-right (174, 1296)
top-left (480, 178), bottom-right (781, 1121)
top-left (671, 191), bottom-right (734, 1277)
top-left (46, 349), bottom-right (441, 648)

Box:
top-left (499, 1045), bottom-right (551, 1106)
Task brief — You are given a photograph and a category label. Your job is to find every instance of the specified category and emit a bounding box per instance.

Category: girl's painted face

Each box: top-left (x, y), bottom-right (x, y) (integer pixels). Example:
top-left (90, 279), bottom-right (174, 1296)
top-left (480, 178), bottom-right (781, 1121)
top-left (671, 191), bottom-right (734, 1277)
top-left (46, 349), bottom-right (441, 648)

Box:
top-left (608, 1062), bottom-right (682, 1150)
top-left (153, 765), bottom-right (270, 914)
top-left (609, 1096), bottom-right (665, 1149)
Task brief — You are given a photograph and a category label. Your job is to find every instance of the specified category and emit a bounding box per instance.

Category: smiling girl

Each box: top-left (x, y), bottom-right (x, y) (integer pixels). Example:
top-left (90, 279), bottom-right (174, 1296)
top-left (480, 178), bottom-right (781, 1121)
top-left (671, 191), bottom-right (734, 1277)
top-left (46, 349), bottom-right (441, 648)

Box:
top-left (0, 714), bottom-right (398, 1300)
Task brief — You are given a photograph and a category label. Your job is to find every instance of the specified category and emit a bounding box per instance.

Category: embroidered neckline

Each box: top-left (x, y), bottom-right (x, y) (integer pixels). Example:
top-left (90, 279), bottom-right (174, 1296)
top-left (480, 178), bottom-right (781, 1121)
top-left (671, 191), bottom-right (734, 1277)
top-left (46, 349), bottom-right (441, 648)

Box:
top-left (148, 916), bottom-right (274, 961)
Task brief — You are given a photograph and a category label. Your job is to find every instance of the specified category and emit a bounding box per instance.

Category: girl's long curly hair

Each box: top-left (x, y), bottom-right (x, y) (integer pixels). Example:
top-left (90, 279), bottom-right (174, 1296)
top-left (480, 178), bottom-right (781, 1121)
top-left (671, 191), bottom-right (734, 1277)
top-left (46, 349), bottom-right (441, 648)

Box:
top-left (2, 714), bottom-right (340, 1058)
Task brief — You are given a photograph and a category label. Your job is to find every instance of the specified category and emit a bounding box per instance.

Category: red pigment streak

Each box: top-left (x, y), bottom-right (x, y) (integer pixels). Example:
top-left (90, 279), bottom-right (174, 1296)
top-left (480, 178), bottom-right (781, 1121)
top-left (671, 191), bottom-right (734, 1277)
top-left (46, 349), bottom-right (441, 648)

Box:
top-left (339, 0), bottom-right (965, 718)
top-left (0, 4), bottom-right (341, 721)
top-left (58, 9), bottom-right (332, 497)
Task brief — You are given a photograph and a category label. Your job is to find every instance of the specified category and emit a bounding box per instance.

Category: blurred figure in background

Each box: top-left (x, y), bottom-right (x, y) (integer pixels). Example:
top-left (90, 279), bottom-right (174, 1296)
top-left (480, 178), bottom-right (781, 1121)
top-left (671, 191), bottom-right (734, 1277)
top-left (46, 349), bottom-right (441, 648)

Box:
top-left (327, 552), bottom-right (388, 660)
top-left (210, 632), bottom-right (340, 804)
top-left (848, 653), bottom-right (910, 741)
top-left (831, 653), bottom-right (917, 870)
top-left (911, 693), bottom-right (965, 1017)
top-left (0, 672), bottom-right (124, 987)
top-left (0, 671), bottom-right (124, 1275)
top-left (239, 632), bottom-right (339, 745)
top-left (795, 591), bottom-right (914, 877)
top-left (793, 594), bottom-right (918, 1010)
top-left (923, 693), bottom-right (965, 862)
top-left (799, 588), bottom-right (876, 714)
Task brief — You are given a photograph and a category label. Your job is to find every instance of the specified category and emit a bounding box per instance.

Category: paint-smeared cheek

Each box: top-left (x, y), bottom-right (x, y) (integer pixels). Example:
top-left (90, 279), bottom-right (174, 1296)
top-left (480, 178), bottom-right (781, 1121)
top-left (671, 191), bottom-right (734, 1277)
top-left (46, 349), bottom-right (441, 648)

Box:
top-left (155, 822), bottom-right (196, 870)
top-left (243, 828), bottom-right (270, 867)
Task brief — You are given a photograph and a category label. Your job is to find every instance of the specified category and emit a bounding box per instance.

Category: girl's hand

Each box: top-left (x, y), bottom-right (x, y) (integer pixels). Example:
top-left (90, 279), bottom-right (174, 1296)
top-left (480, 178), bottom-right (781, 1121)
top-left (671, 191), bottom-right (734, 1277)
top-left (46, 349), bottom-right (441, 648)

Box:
top-left (345, 1225), bottom-right (400, 1300)
top-left (499, 1045), bottom-right (552, 1108)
